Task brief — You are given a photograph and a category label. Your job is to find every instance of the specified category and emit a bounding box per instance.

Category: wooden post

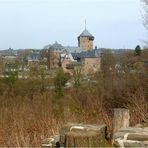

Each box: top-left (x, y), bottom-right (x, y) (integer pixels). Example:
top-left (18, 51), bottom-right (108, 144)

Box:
top-left (113, 108), bottom-right (130, 134)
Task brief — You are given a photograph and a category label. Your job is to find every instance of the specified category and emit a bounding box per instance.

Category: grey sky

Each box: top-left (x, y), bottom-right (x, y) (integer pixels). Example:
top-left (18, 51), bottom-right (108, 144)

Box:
top-left (0, 0), bottom-right (146, 49)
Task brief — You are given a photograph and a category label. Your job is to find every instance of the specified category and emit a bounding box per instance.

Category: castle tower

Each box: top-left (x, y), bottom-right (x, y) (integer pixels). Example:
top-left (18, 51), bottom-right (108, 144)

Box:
top-left (78, 29), bottom-right (94, 51)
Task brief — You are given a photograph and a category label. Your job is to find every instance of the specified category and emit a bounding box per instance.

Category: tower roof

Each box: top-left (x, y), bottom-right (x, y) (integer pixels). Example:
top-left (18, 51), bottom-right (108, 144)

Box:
top-left (49, 41), bottom-right (63, 51)
top-left (79, 29), bottom-right (94, 37)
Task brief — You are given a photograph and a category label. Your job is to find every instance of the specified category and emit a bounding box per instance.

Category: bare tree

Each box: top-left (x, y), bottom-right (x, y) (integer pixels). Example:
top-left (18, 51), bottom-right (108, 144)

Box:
top-left (141, 0), bottom-right (148, 47)
top-left (142, 0), bottom-right (148, 31)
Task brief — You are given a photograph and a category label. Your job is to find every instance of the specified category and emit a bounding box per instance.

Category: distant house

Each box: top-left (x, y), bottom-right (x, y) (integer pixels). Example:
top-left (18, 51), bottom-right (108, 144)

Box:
top-left (0, 48), bottom-right (17, 71)
top-left (1, 55), bottom-right (17, 72)
top-left (27, 49), bottom-right (41, 65)
top-left (0, 48), bottom-right (17, 56)
top-left (2, 55), bottom-right (17, 64)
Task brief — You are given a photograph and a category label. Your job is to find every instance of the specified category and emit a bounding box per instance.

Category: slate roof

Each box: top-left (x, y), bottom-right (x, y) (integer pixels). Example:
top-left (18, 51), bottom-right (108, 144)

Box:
top-left (79, 29), bottom-right (93, 37)
top-left (78, 29), bottom-right (94, 40)
top-left (27, 53), bottom-right (40, 61)
top-left (63, 46), bottom-right (83, 53)
top-left (71, 49), bottom-right (101, 60)
top-left (49, 41), bottom-right (63, 52)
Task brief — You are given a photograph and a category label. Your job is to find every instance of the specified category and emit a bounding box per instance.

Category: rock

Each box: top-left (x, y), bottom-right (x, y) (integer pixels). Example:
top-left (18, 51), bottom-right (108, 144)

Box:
top-left (113, 132), bottom-right (126, 139)
top-left (119, 127), bottom-right (146, 133)
top-left (143, 141), bottom-right (148, 147)
top-left (42, 138), bottom-right (53, 147)
top-left (123, 141), bottom-right (143, 147)
top-left (113, 140), bottom-right (121, 147)
top-left (65, 130), bottom-right (110, 147)
top-left (59, 123), bottom-right (109, 147)
top-left (127, 133), bottom-right (148, 141)
top-left (113, 126), bottom-right (148, 147)
top-left (41, 135), bottom-right (60, 148)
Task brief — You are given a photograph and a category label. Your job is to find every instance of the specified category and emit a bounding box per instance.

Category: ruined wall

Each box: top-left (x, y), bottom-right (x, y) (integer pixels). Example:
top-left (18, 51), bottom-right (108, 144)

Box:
top-left (41, 108), bottom-right (148, 147)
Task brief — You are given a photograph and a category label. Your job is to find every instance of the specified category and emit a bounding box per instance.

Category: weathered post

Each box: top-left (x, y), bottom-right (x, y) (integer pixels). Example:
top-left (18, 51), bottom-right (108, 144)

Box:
top-left (113, 108), bottom-right (130, 134)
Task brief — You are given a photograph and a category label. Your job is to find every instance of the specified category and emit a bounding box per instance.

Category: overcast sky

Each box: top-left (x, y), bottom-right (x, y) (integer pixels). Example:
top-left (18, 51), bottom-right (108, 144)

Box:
top-left (0, 0), bottom-right (146, 49)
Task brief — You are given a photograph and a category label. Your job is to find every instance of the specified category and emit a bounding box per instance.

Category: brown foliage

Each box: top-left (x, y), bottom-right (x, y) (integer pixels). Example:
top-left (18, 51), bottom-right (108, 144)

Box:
top-left (0, 50), bottom-right (148, 146)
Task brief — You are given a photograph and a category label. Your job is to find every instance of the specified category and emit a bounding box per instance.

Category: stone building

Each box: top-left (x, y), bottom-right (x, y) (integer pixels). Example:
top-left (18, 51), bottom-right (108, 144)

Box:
top-left (81, 57), bottom-right (101, 75)
top-left (40, 42), bottom-right (62, 69)
top-left (72, 49), bottom-right (101, 75)
top-left (78, 29), bottom-right (94, 51)
top-left (40, 28), bottom-right (100, 75)
top-left (48, 41), bottom-right (62, 69)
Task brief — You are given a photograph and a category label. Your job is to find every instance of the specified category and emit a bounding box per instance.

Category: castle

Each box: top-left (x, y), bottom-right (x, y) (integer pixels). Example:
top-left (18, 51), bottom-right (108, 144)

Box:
top-left (0, 28), bottom-right (101, 76)
top-left (43, 28), bottom-right (101, 75)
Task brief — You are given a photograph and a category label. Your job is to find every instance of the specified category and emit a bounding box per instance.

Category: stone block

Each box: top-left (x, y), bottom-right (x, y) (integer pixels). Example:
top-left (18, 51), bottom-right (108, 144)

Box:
top-left (123, 141), bottom-right (143, 147)
top-left (41, 135), bottom-right (60, 148)
top-left (59, 123), bottom-right (109, 147)
top-left (113, 140), bottom-right (121, 147)
top-left (119, 127), bottom-right (146, 133)
top-left (113, 126), bottom-right (148, 148)
top-left (143, 141), bottom-right (148, 147)
top-left (113, 132), bottom-right (126, 139)
top-left (127, 133), bottom-right (148, 141)
top-left (65, 130), bottom-right (109, 147)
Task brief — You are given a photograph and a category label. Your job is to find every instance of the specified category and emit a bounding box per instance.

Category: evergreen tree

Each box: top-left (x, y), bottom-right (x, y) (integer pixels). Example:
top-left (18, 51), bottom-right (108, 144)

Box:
top-left (135, 45), bottom-right (142, 56)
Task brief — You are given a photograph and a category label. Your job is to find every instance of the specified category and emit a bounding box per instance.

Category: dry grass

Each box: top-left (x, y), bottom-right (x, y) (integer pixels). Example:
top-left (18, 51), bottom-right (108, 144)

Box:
top-left (0, 74), bottom-right (147, 146)
top-left (0, 51), bottom-right (148, 146)
top-left (0, 92), bottom-right (64, 147)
